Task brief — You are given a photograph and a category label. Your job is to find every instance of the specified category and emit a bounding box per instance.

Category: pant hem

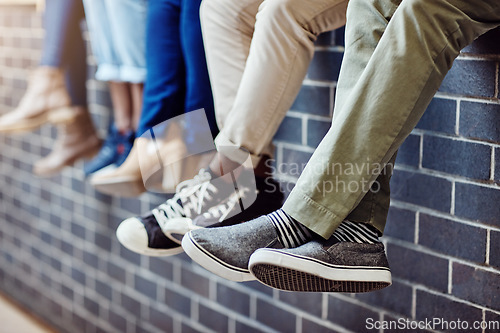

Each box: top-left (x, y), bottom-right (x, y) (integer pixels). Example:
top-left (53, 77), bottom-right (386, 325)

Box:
top-left (282, 192), bottom-right (344, 239)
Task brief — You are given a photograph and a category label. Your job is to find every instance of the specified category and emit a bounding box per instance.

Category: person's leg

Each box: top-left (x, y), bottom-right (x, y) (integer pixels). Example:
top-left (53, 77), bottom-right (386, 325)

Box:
top-left (182, 0), bottom-right (500, 290)
top-left (136, 0), bottom-right (185, 137)
top-left (42, 0), bottom-right (87, 107)
top-left (113, 0), bottom-right (283, 255)
top-left (212, 0), bottom-right (348, 167)
top-left (180, 0), bottom-right (217, 138)
top-left (90, 0), bottom-right (185, 194)
top-left (105, 0), bottom-right (147, 132)
top-left (284, 0), bottom-right (500, 238)
top-left (105, 0), bottom-right (147, 84)
top-left (244, 0), bottom-right (500, 291)
top-left (130, 83), bottom-right (144, 131)
top-left (108, 81), bottom-right (133, 133)
top-left (0, 0), bottom-right (85, 133)
top-left (30, 0), bottom-right (101, 176)
top-left (82, 0), bottom-right (136, 174)
top-left (200, 0), bottom-right (262, 132)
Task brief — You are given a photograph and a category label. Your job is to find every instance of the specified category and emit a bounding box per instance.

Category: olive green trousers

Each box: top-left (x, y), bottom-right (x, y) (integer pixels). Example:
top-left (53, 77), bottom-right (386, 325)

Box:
top-left (283, 0), bottom-right (500, 238)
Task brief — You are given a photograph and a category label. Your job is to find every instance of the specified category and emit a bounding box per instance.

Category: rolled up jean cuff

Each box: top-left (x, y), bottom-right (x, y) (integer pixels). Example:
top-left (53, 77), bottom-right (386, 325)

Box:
top-left (215, 131), bottom-right (274, 167)
top-left (96, 64), bottom-right (146, 83)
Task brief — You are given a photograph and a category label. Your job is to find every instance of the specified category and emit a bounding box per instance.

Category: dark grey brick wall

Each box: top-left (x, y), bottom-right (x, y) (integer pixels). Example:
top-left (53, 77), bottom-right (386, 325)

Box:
top-left (0, 4), bottom-right (499, 333)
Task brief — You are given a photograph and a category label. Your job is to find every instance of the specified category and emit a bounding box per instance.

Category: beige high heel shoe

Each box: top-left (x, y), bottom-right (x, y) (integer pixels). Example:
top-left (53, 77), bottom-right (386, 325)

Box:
top-left (0, 67), bottom-right (77, 133)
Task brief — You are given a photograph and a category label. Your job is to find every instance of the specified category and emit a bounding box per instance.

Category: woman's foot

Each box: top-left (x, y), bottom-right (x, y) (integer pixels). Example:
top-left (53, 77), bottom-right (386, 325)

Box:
top-left (0, 67), bottom-right (76, 133)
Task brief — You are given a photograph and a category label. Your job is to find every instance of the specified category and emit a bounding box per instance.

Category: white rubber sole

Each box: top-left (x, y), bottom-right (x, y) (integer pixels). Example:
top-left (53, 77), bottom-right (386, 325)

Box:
top-left (249, 249), bottom-right (392, 293)
top-left (182, 232), bottom-right (255, 282)
top-left (116, 218), bottom-right (184, 257)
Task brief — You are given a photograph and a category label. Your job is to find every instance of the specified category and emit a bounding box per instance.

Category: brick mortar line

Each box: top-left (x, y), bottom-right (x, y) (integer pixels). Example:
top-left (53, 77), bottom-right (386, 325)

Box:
top-left (395, 164), bottom-right (500, 189)
top-left (450, 181), bottom-right (456, 216)
top-left (273, 172), bottom-right (299, 184)
top-left (385, 236), bottom-right (500, 274)
top-left (288, 110), bottom-right (332, 122)
top-left (273, 141), bottom-right (316, 153)
top-left (329, 293), bottom-right (420, 329)
top-left (458, 53), bottom-right (500, 61)
top-left (490, 148), bottom-right (496, 181)
top-left (301, 116), bottom-right (308, 146)
top-left (1, 200), bottom-right (90, 253)
top-left (485, 230), bottom-right (491, 266)
top-left (0, 28), bottom-right (43, 36)
top-left (434, 91), bottom-right (500, 103)
top-left (314, 45), bottom-right (345, 52)
top-left (390, 200), bottom-right (500, 232)
top-left (301, 78), bottom-right (337, 87)
top-left (0, 256), bottom-right (88, 316)
top-left (455, 99), bottom-right (461, 136)
top-left (411, 128), bottom-right (500, 147)
top-left (495, 62), bottom-right (499, 99)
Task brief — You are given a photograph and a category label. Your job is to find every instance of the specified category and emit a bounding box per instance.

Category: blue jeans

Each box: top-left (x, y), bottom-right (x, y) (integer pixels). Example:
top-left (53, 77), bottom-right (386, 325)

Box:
top-left (137, 0), bottom-right (218, 141)
top-left (83, 0), bottom-right (147, 83)
top-left (40, 0), bottom-right (86, 106)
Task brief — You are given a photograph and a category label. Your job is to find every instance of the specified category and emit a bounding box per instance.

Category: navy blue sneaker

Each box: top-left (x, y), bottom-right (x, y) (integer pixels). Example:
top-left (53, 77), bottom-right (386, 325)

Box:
top-left (84, 125), bottom-right (134, 176)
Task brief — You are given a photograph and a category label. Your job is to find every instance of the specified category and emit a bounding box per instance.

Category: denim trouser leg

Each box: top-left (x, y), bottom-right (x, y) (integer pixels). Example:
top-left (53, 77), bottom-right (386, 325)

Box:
top-left (83, 0), bottom-right (147, 83)
top-left (137, 0), bottom-right (185, 136)
top-left (202, 0), bottom-right (348, 165)
top-left (137, 0), bottom-right (217, 141)
top-left (283, 0), bottom-right (500, 238)
top-left (180, 0), bottom-right (217, 138)
top-left (41, 0), bottom-right (86, 106)
top-left (105, 0), bottom-right (147, 83)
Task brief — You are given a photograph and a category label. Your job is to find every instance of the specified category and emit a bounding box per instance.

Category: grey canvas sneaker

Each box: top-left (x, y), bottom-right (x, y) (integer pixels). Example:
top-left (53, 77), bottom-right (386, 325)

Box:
top-left (182, 216), bottom-right (283, 281)
top-left (249, 238), bottom-right (392, 293)
top-left (117, 169), bottom-right (283, 257)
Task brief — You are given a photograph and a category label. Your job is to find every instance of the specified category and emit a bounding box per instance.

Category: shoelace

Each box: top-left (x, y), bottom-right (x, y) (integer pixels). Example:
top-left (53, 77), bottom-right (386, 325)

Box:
top-left (152, 169), bottom-right (216, 226)
top-left (202, 187), bottom-right (251, 222)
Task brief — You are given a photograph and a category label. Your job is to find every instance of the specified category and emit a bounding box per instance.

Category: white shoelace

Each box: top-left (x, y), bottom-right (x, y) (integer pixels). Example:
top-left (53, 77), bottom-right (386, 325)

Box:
top-left (202, 187), bottom-right (251, 222)
top-left (152, 169), bottom-right (217, 227)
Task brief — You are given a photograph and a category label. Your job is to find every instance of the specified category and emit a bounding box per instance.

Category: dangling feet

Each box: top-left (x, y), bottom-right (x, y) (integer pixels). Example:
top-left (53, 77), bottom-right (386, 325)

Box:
top-left (0, 67), bottom-right (77, 133)
top-left (89, 122), bottom-right (210, 197)
top-left (33, 107), bottom-right (101, 176)
top-left (83, 124), bottom-right (134, 176)
top-left (183, 208), bottom-right (391, 292)
top-left (181, 209), bottom-right (310, 281)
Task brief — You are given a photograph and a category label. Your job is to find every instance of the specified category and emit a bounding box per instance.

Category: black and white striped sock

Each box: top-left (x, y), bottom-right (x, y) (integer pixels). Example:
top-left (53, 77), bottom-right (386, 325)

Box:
top-left (266, 209), bottom-right (312, 248)
top-left (331, 220), bottom-right (380, 244)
